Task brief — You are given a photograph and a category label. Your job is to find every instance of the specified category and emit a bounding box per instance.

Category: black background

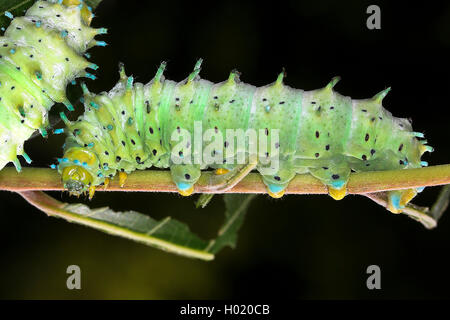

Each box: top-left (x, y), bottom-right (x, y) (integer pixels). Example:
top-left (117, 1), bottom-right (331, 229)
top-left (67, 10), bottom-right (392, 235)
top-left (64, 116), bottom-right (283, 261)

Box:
top-left (0, 0), bottom-right (449, 299)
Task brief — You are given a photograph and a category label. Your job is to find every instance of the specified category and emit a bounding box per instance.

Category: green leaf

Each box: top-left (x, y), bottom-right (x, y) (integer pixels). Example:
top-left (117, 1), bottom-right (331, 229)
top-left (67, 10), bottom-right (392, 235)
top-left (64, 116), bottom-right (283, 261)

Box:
top-left (18, 191), bottom-right (214, 260)
top-left (195, 193), bottom-right (215, 208)
top-left (0, 0), bottom-right (104, 29)
top-left (206, 194), bottom-right (256, 254)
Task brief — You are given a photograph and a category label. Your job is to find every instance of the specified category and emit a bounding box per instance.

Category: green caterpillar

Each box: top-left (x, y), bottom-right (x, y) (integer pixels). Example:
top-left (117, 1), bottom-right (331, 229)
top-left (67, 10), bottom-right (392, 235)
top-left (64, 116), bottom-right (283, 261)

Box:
top-left (0, 0), bottom-right (105, 171)
top-left (55, 59), bottom-right (433, 213)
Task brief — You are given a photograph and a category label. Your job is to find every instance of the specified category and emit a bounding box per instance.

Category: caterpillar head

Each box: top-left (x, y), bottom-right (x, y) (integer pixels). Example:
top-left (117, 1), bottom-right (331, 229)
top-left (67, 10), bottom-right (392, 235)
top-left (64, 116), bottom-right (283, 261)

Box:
top-left (61, 165), bottom-right (93, 195)
top-left (57, 147), bottom-right (99, 196)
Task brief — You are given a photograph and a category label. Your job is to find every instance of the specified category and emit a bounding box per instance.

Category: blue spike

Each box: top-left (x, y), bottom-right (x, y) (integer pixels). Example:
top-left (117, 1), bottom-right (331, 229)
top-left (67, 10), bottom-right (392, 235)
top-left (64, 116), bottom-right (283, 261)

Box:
top-left (71, 80), bottom-right (76, 85)
top-left (61, 30), bottom-right (68, 38)
top-left (73, 159), bottom-right (80, 164)
top-left (97, 28), bottom-right (108, 34)
top-left (59, 112), bottom-right (70, 125)
top-left (85, 73), bottom-right (96, 80)
top-left (50, 164), bottom-right (57, 169)
top-left (35, 20), bottom-right (41, 28)
top-left (87, 142), bottom-right (94, 148)
top-left (420, 161), bottom-right (428, 167)
top-left (107, 124), bottom-right (113, 131)
top-left (39, 126), bottom-right (48, 137)
top-left (1, 27), bottom-right (5, 31)
top-left (63, 101), bottom-right (74, 111)
top-left (96, 41), bottom-right (107, 47)
top-left (97, 172), bottom-right (104, 178)
top-left (79, 97), bottom-right (85, 103)
top-left (4, 11), bottom-right (13, 19)
top-left (57, 158), bottom-right (62, 163)
top-left (22, 153), bottom-right (32, 164)
top-left (10, 49), bottom-right (15, 54)
top-left (88, 6), bottom-right (93, 11)
top-left (425, 146), bottom-right (434, 152)
top-left (127, 76), bottom-right (134, 89)
top-left (89, 63), bottom-right (99, 70)
top-left (82, 162), bottom-right (88, 167)
top-left (54, 128), bottom-right (64, 134)
top-left (413, 132), bottom-right (425, 138)
top-left (265, 105), bottom-right (271, 113)
top-left (63, 158), bottom-right (69, 163)
top-left (84, 52), bottom-right (91, 59)
top-left (90, 101), bottom-right (99, 109)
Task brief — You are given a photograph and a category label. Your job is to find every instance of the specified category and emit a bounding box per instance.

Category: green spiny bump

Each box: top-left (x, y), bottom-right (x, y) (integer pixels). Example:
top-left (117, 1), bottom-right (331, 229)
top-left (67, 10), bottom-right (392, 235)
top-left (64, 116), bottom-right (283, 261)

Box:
top-left (39, 126), bottom-right (48, 137)
top-left (373, 87), bottom-right (391, 103)
top-left (81, 82), bottom-right (89, 94)
top-left (228, 69), bottom-right (240, 84)
top-left (275, 68), bottom-right (286, 86)
top-left (155, 61), bottom-right (167, 82)
top-left (188, 59), bottom-right (203, 82)
top-left (13, 158), bottom-right (22, 172)
top-left (326, 76), bottom-right (341, 90)
top-left (118, 62), bottom-right (127, 80)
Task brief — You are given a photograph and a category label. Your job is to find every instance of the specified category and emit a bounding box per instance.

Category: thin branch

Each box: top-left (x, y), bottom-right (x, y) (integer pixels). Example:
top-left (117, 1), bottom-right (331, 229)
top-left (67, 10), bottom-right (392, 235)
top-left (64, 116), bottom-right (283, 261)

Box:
top-left (0, 164), bottom-right (449, 194)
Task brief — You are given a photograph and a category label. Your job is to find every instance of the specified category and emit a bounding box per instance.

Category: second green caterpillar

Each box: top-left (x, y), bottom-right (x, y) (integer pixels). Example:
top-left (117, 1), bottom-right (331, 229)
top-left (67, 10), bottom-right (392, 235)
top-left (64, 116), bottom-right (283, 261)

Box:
top-left (55, 60), bottom-right (433, 213)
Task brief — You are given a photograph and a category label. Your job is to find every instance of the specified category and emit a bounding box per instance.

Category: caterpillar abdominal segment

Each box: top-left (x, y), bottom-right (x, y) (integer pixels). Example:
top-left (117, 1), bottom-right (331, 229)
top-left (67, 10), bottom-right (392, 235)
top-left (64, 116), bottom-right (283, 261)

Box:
top-left (0, 0), bottom-right (106, 171)
top-left (56, 60), bottom-right (433, 213)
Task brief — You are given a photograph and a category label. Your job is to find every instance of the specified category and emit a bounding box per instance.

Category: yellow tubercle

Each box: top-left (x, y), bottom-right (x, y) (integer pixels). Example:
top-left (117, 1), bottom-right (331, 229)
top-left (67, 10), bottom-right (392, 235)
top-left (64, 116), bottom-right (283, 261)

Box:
top-left (88, 185), bottom-right (96, 200)
top-left (328, 185), bottom-right (347, 200)
top-left (178, 185), bottom-right (194, 197)
top-left (119, 172), bottom-right (128, 187)
top-left (268, 189), bottom-right (285, 199)
top-left (215, 168), bottom-right (230, 175)
top-left (103, 177), bottom-right (110, 190)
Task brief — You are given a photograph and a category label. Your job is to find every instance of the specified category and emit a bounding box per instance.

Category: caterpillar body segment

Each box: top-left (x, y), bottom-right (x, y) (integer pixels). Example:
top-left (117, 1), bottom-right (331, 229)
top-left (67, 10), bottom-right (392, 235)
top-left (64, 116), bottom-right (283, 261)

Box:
top-left (56, 60), bottom-right (432, 213)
